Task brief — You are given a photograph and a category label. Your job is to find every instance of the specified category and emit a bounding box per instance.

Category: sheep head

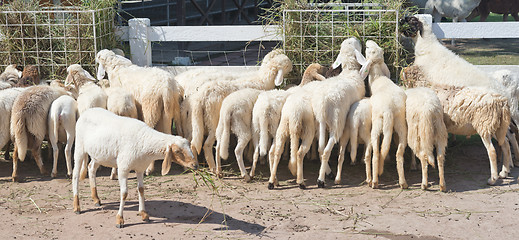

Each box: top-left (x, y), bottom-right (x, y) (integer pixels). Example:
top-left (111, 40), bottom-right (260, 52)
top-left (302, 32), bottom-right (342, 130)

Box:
top-left (66, 64), bottom-right (97, 88)
top-left (261, 48), bottom-right (284, 65)
top-left (0, 64), bottom-right (23, 85)
top-left (301, 63), bottom-right (327, 85)
top-left (332, 37), bottom-right (362, 71)
top-left (162, 139), bottom-right (199, 175)
top-left (262, 54), bottom-right (293, 87)
top-left (360, 40), bottom-right (390, 81)
top-left (18, 65), bottom-right (40, 87)
top-left (95, 49), bottom-right (132, 81)
top-left (400, 16), bottom-right (423, 38)
top-left (3, 64), bottom-right (22, 78)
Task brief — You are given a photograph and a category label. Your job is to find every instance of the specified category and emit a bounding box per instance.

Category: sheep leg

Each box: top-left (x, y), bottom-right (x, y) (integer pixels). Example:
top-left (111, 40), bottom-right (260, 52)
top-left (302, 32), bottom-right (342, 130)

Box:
top-left (437, 143), bottom-right (447, 192)
top-left (11, 146), bottom-right (19, 182)
top-left (419, 153), bottom-right (429, 190)
top-left (507, 132), bottom-right (519, 167)
top-left (288, 132), bottom-right (299, 177)
top-left (371, 119), bottom-right (383, 188)
top-left (335, 131), bottom-right (349, 184)
top-left (50, 137), bottom-right (59, 178)
top-left (318, 122), bottom-right (326, 156)
top-left (235, 137), bottom-right (251, 182)
top-left (110, 168), bottom-right (118, 180)
top-left (4, 141), bottom-right (11, 160)
top-left (136, 171), bottom-right (149, 222)
top-left (317, 136), bottom-right (336, 188)
top-left (214, 140), bottom-right (223, 178)
top-left (481, 135), bottom-right (499, 185)
top-left (145, 161), bottom-right (155, 176)
top-left (250, 145), bottom-right (259, 178)
top-left (88, 161), bottom-right (101, 207)
top-left (31, 145), bottom-right (47, 175)
top-left (364, 141), bottom-right (373, 185)
top-left (268, 132), bottom-right (287, 189)
top-left (116, 169), bottom-right (129, 228)
top-left (297, 133), bottom-right (313, 189)
top-left (203, 132), bottom-right (217, 172)
top-left (64, 131), bottom-right (74, 178)
top-left (499, 137), bottom-right (512, 179)
top-left (395, 119), bottom-right (408, 189)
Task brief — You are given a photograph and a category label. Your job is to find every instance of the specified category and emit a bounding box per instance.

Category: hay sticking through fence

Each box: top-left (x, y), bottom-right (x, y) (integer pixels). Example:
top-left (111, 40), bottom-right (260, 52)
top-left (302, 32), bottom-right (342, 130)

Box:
top-left (260, 0), bottom-right (417, 84)
top-left (0, 0), bottom-right (119, 80)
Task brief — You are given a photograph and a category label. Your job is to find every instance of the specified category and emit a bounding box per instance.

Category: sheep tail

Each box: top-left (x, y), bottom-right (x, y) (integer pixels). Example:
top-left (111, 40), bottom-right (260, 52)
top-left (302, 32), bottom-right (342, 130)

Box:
top-left (349, 125), bottom-right (359, 164)
top-left (218, 111), bottom-right (231, 160)
top-left (288, 134), bottom-right (298, 177)
top-left (163, 83), bottom-right (181, 134)
top-left (380, 112), bottom-right (394, 169)
top-left (12, 111), bottom-right (28, 162)
top-left (258, 117), bottom-right (270, 157)
top-left (190, 94), bottom-right (205, 155)
top-left (421, 112), bottom-right (436, 168)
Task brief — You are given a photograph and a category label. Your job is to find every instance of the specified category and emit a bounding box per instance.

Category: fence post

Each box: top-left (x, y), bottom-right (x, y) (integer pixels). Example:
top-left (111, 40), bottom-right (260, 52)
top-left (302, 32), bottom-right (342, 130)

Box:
top-left (129, 18), bottom-right (152, 66)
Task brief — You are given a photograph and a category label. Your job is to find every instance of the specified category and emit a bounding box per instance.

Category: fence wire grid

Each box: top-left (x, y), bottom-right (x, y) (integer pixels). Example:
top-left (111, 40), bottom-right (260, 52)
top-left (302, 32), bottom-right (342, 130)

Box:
top-left (0, 7), bottom-right (115, 79)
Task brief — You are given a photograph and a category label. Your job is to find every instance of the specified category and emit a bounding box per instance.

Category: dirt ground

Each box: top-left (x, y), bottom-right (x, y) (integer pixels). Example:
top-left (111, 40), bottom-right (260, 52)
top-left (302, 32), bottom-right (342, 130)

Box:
top-left (1, 134), bottom-right (519, 240)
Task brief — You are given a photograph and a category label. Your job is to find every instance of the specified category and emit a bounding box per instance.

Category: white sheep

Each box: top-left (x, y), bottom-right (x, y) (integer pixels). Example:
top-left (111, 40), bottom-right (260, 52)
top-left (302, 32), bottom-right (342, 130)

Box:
top-left (405, 87), bottom-right (448, 191)
top-left (48, 95), bottom-right (78, 178)
top-left (104, 87), bottom-right (138, 119)
top-left (65, 64), bottom-right (107, 114)
top-left (0, 87), bottom-right (24, 161)
top-left (335, 98), bottom-right (372, 185)
top-left (10, 85), bottom-right (67, 181)
top-left (214, 88), bottom-right (262, 181)
top-left (189, 53), bottom-right (292, 172)
top-left (267, 88), bottom-right (316, 189)
top-left (250, 63), bottom-right (327, 178)
top-left (72, 108), bottom-right (198, 228)
top-left (304, 37), bottom-right (366, 188)
top-left (0, 65), bottom-right (22, 90)
top-left (411, 0), bottom-right (482, 22)
top-left (361, 40), bottom-right (408, 189)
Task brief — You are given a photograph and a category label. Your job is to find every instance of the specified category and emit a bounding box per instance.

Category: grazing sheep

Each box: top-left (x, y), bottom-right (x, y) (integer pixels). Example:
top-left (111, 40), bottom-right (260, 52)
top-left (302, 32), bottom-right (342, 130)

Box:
top-left (268, 88), bottom-right (316, 189)
top-left (306, 37), bottom-right (366, 188)
top-left (10, 85), bottom-right (67, 181)
top-left (405, 87), bottom-right (448, 191)
top-left (0, 87), bottom-right (24, 160)
top-left (250, 63), bottom-right (327, 178)
top-left (362, 40), bottom-right (408, 189)
top-left (72, 108), bottom-right (198, 228)
top-left (189, 53), bottom-right (292, 172)
top-left (0, 65), bottom-right (22, 90)
top-left (96, 49), bottom-right (182, 175)
top-left (335, 98), bottom-right (372, 185)
top-left (65, 64), bottom-right (107, 114)
top-left (18, 65), bottom-right (40, 87)
top-left (48, 95), bottom-right (78, 178)
top-left (215, 88), bottom-right (262, 181)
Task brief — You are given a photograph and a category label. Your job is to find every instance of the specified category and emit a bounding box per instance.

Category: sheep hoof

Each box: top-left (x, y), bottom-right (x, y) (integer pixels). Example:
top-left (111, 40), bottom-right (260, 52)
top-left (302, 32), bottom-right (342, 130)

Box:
top-left (487, 177), bottom-right (498, 186)
top-left (440, 185), bottom-right (447, 192)
top-left (298, 183), bottom-right (306, 189)
top-left (95, 202), bottom-right (101, 207)
top-left (371, 182), bottom-right (379, 189)
top-left (334, 179), bottom-right (341, 185)
top-left (116, 214), bottom-right (124, 228)
top-left (400, 182), bottom-right (409, 189)
top-left (116, 224), bottom-right (124, 229)
top-left (317, 179), bottom-right (325, 188)
top-left (12, 176), bottom-right (20, 182)
top-left (74, 210), bottom-right (80, 215)
top-left (325, 172), bottom-right (335, 180)
top-left (243, 174), bottom-right (251, 183)
top-left (140, 211), bottom-right (150, 222)
top-left (499, 170), bottom-right (509, 179)
top-left (421, 183), bottom-right (428, 190)
top-left (268, 182), bottom-right (275, 190)
top-left (216, 172), bottom-right (224, 179)
top-left (66, 174), bottom-right (72, 179)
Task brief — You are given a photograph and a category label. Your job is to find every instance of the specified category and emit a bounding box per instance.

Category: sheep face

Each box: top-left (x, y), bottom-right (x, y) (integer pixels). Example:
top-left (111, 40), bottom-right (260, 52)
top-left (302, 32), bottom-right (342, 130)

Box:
top-left (95, 49), bottom-right (133, 81)
top-left (332, 37), bottom-right (362, 70)
top-left (65, 64), bottom-right (96, 88)
top-left (4, 64), bottom-right (22, 78)
top-left (400, 16), bottom-right (423, 38)
top-left (162, 140), bottom-right (199, 175)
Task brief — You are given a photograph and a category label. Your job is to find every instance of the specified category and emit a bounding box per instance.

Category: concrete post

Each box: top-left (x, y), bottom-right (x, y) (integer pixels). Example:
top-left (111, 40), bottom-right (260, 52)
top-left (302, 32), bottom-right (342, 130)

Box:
top-left (129, 18), bottom-right (152, 66)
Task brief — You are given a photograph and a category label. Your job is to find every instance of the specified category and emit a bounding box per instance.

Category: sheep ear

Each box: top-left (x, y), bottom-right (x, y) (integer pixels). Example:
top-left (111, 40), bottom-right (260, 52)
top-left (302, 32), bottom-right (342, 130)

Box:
top-left (332, 54), bottom-right (342, 69)
top-left (382, 62), bottom-right (391, 79)
top-left (359, 60), bottom-right (372, 80)
top-left (274, 69), bottom-right (284, 86)
top-left (65, 74), bottom-right (73, 86)
top-left (17, 69), bottom-right (22, 78)
top-left (161, 145), bottom-right (173, 176)
top-left (83, 70), bottom-right (96, 81)
top-left (97, 63), bottom-right (106, 81)
top-left (354, 49), bottom-right (367, 66)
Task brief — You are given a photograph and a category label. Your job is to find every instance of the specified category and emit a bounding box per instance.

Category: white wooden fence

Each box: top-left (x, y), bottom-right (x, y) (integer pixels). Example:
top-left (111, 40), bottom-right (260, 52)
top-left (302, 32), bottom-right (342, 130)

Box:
top-left (118, 14), bottom-right (519, 67)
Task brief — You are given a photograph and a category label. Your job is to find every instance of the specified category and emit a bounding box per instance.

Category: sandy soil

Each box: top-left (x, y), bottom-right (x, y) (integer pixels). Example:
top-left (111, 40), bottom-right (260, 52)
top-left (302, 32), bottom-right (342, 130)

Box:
top-left (1, 135), bottom-right (519, 240)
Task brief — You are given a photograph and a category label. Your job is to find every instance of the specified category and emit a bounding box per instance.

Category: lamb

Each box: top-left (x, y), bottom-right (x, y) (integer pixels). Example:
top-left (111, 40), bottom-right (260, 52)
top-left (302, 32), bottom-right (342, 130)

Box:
top-left (48, 95), bottom-right (78, 178)
top-left (65, 64), bottom-right (107, 114)
top-left (96, 49), bottom-right (182, 174)
top-left (410, 0), bottom-right (482, 22)
top-left (72, 108), bottom-right (198, 228)
top-left (250, 63), bottom-right (327, 178)
top-left (405, 87), bottom-right (448, 191)
top-left (10, 85), bottom-right (68, 181)
top-left (361, 40), bottom-right (408, 189)
top-left (0, 65), bottom-right (22, 90)
top-left (215, 88), bottom-right (262, 181)
top-left (334, 98), bottom-right (372, 185)
top-left (0, 87), bottom-right (24, 160)
top-left (400, 16), bottom-right (519, 126)
top-left (304, 37), bottom-right (366, 188)
top-left (189, 53), bottom-right (292, 172)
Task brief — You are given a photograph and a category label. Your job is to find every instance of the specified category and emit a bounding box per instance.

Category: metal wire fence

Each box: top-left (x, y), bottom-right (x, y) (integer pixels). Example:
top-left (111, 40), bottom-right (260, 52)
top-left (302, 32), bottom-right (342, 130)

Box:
top-left (0, 6), bottom-right (116, 79)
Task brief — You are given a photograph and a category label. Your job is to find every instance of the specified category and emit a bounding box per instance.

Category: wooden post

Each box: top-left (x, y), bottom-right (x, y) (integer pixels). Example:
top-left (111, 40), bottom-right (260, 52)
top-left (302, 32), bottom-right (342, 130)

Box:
top-left (129, 18), bottom-right (152, 66)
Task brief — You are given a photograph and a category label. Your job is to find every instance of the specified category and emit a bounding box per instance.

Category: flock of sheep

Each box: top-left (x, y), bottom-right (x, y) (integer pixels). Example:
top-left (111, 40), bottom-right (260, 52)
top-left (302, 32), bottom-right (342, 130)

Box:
top-left (0, 15), bottom-right (518, 228)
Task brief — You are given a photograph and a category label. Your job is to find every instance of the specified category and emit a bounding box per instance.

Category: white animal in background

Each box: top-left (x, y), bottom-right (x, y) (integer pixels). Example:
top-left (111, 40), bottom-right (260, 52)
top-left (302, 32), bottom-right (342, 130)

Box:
top-left (0, 64), bottom-right (22, 90)
top-left (65, 64), bottom-right (107, 114)
top-left (0, 87), bottom-right (24, 161)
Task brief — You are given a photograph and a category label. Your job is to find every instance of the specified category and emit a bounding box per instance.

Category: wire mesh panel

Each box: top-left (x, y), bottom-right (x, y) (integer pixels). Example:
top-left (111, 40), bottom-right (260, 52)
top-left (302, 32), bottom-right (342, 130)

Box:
top-left (282, 4), bottom-right (400, 80)
top-left (0, 7), bottom-right (116, 79)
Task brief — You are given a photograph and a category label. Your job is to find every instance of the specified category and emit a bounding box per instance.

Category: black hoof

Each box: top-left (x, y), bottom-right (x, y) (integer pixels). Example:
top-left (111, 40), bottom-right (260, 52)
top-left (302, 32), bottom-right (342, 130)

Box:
top-left (325, 172), bottom-right (335, 180)
top-left (66, 174), bottom-right (72, 179)
top-left (299, 184), bottom-right (306, 189)
top-left (317, 179), bottom-right (325, 188)
top-left (116, 224), bottom-right (124, 229)
top-left (268, 182), bottom-right (274, 190)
